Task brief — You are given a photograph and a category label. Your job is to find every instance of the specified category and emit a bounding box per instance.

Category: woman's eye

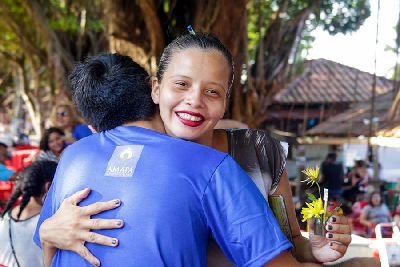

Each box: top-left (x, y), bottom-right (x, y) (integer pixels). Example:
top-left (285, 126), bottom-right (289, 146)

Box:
top-left (206, 89), bottom-right (221, 97)
top-left (175, 81), bottom-right (187, 88)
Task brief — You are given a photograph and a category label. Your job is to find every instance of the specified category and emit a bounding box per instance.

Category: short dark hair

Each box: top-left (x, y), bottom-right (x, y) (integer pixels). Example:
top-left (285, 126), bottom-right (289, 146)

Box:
top-left (0, 142), bottom-right (7, 149)
top-left (69, 53), bottom-right (156, 132)
top-left (39, 127), bottom-right (65, 152)
top-left (2, 160), bottom-right (57, 219)
top-left (326, 153), bottom-right (337, 161)
top-left (157, 33), bottom-right (234, 94)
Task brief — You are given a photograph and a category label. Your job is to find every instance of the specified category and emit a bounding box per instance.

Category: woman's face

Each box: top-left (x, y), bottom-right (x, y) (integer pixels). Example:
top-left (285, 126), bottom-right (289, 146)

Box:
top-left (48, 132), bottom-right (65, 155)
top-left (56, 106), bottom-right (71, 130)
top-left (371, 193), bottom-right (381, 206)
top-left (152, 48), bottom-right (230, 146)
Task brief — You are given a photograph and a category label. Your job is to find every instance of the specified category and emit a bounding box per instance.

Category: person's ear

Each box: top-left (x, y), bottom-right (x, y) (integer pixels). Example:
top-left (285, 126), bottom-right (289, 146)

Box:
top-left (44, 181), bottom-right (51, 193)
top-left (88, 125), bottom-right (97, 133)
top-left (151, 77), bottom-right (160, 104)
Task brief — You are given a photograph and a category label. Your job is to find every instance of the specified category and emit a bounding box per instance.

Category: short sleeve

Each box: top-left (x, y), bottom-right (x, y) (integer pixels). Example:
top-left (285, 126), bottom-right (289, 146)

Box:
top-left (72, 124), bottom-right (92, 140)
top-left (361, 205), bottom-right (371, 219)
top-left (227, 129), bottom-right (287, 196)
top-left (202, 156), bottom-right (292, 267)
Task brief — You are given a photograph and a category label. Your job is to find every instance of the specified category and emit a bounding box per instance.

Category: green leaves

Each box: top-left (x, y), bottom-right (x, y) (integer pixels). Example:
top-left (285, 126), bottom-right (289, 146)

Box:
top-left (307, 192), bottom-right (317, 202)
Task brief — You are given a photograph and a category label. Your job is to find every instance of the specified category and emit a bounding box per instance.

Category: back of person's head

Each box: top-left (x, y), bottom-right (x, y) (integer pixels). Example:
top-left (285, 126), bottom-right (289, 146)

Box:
top-left (157, 32), bottom-right (234, 94)
top-left (2, 160), bottom-right (58, 219)
top-left (39, 127), bottom-right (65, 152)
top-left (0, 142), bottom-right (8, 150)
top-left (326, 152), bottom-right (337, 162)
top-left (69, 53), bottom-right (156, 132)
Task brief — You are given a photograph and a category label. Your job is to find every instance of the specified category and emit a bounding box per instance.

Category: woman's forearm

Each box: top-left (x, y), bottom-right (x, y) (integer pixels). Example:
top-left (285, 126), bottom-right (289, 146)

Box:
top-left (293, 235), bottom-right (319, 263)
top-left (42, 241), bottom-right (57, 267)
top-left (271, 171), bottom-right (319, 263)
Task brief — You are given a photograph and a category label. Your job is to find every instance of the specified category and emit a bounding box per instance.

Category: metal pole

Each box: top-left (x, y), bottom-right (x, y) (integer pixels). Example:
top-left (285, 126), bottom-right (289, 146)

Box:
top-left (368, 0), bottom-right (381, 179)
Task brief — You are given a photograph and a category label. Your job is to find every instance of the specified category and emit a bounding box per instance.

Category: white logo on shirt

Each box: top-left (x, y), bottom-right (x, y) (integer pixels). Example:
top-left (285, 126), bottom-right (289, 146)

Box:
top-left (105, 145), bottom-right (143, 177)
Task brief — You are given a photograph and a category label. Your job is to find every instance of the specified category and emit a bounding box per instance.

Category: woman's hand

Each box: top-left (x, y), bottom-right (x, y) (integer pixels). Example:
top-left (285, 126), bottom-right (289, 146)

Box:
top-left (39, 188), bottom-right (124, 267)
top-left (309, 215), bottom-right (352, 263)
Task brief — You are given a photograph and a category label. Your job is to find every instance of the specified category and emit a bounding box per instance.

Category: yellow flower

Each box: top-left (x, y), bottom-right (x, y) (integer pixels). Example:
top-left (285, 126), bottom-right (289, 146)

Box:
top-left (301, 198), bottom-right (324, 222)
top-left (301, 166), bottom-right (320, 186)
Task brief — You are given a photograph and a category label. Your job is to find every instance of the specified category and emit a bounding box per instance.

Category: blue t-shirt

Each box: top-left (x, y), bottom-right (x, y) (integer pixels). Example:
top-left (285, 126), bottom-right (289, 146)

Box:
top-left (72, 123), bottom-right (92, 141)
top-left (0, 163), bottom-right (14, 181)
top-left (34, 126), bottom-right (291, 267)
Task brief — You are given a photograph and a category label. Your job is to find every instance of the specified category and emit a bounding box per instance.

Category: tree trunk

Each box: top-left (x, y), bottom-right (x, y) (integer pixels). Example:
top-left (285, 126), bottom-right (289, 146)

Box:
top-left (103, 0), bottom-right (154, 72)
top-left (16, 63), bottom-right (42, 137)
top-left (21, 0), bottom-right (74, 94)
top-left (207, 0), bottom-right (248, 122)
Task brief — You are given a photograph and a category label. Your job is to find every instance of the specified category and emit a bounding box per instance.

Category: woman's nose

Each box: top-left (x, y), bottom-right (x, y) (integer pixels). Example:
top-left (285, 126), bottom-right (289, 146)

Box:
top-left (185, 88), bottom-right (205, 108)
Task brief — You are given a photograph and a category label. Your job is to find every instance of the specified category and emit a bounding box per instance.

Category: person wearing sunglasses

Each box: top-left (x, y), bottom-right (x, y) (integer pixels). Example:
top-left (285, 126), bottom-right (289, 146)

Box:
top-left (50, 103), bottom-right (92, 145)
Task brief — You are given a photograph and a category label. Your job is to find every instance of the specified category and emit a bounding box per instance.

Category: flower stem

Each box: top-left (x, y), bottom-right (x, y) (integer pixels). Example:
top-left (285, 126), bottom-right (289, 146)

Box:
top-left (316, 182), bottom-right (322, 200)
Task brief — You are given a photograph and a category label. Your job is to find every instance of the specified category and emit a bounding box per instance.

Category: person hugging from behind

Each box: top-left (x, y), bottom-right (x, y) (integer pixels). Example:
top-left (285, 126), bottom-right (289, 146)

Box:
top-left (50, 102), bottom-right (92, 145)
top-left (360, 191), bottom-right (392, 237)
top-left (0, 160), bottom-right (57, 267)
top-left (37, 127), bottom-right (66, 163)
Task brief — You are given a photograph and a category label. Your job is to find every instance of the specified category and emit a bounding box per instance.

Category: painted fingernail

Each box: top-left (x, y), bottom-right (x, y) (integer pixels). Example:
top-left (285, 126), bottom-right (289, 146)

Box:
top-left (114, 199), bottom-right (121, 206)
top-left (328, 225), bottom-right (333, 231)
top-left (331, 217), bottom-right (337, 222)
top-left (328, 233), bottom-right (333, 238)
top-left (111, 238), bottom-right (118, 246)
top-left (116, 220), bottom-right (124, 227)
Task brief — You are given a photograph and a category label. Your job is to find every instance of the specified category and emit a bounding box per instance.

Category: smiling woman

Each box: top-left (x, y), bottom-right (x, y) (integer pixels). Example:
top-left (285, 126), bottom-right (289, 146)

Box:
top-left (151, 48), bottom-right (229, 146)
top-left (36, 127), bottom-right (66, 163)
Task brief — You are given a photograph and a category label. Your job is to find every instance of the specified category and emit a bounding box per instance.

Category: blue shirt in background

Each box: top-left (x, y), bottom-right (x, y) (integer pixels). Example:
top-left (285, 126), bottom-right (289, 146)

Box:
top-left (34, 126), bottom-right (291, 267)
top-left (72, 123), bottom-right (92, 141)
top-left (0, 163), bottom-right (14, 181)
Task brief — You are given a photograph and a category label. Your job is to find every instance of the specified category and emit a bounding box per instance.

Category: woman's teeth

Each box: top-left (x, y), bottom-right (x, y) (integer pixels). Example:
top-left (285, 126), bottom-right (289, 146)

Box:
top-left (177, 113), bottom-right (202, 121)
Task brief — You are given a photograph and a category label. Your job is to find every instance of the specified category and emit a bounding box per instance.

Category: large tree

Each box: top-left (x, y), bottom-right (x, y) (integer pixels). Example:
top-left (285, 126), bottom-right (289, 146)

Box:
top-left (0, 0), bottom-right (370, 135)
top-left (0, 0), bottom-right (104, 135)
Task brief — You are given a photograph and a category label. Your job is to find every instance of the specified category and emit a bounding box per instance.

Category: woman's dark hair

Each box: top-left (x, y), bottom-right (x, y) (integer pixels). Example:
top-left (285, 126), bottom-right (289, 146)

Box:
top-left (39, 127), bottom-right (65, 152)
top-left (369, 191), bottom-right (382, 207)
top-left (355, 160), bottom-right (366, 168)
top-left (2, 160), bottom-right (58, 219)
top-left (157, 33), bottom-right (234, 94)
top-left (69, 53), bottom-right (156, 132)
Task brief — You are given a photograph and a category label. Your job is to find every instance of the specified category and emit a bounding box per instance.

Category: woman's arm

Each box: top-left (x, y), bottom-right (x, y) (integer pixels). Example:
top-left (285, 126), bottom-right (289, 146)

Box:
top-left (39, 188), bottom-right (123, 267)
top-left (272, 171), bottom-right (351, 263)
top-left (359, 208), bottom-right (371, 227)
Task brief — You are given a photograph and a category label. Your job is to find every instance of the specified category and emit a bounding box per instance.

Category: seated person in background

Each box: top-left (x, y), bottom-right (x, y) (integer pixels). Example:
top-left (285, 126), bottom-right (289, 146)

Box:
top-left (36, 127), bottom-right (66, 163)
top-left (0, 142), bottom-right (14, 181)
top-left (0, 160), bottom-right (57, 267)
top-left (50, 102), bottom-right (92, 144)
top-left (360, 191), bottom-right (392, 236)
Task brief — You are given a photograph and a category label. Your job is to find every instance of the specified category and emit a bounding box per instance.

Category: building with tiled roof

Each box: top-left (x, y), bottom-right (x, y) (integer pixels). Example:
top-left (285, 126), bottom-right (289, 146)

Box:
top-left (273, 58), bottom-right (393, 104)
top-left (266, 59), bottom-right (394, 135)
top-left (306, 91), bottom-right (399, 137)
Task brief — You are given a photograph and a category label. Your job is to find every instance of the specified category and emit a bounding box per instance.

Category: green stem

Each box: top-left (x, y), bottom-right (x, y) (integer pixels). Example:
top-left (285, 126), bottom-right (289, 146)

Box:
top-left (316, 182), bottom-right (321, 200)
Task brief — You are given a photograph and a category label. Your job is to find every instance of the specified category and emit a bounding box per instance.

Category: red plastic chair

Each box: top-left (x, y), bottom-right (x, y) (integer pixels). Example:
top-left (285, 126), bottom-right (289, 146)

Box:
top-left (10, 148), bottom-right (40, 172)
top-left (349, 200), bottom-right (369, 237)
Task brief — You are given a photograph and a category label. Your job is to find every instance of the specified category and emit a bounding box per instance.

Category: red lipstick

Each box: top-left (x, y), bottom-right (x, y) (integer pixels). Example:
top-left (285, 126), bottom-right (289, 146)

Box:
top-left (176, 111), bottom-right (205, 127)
